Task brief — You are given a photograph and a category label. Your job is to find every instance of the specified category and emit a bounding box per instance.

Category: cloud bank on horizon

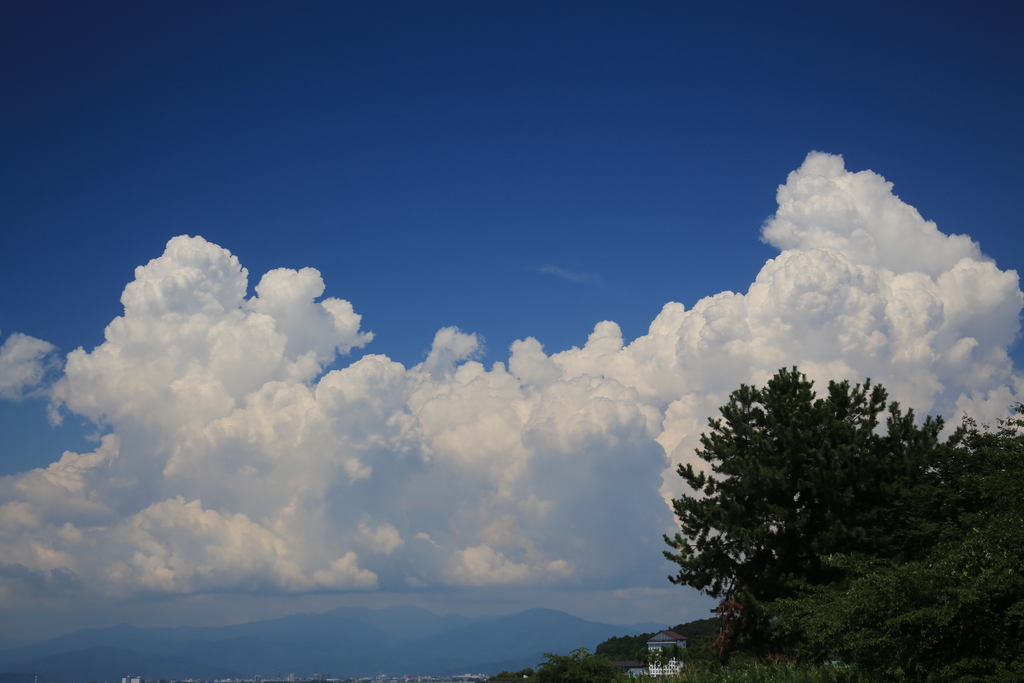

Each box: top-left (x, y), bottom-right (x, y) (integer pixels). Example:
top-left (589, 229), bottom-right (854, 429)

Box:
top-left (1, 152), bottom-right (1021, 608)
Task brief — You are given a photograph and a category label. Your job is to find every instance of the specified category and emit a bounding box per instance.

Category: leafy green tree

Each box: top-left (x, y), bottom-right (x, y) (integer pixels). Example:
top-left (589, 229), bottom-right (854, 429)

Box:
top-left (777, 520), bottom-right (1024, 681)
top-left (533, 648), bottom-right (626, 683)
top-left (594, 633), bottom-right (648, 660)
top-left (664, 367), bottom-right (942, 655)
top-left (774, 410), bottom-right (1024, 681)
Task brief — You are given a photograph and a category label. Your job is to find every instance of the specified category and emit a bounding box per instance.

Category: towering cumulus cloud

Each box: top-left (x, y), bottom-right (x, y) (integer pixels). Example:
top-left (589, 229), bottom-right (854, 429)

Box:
top-left (0, 153), bottom-right (1020, 608)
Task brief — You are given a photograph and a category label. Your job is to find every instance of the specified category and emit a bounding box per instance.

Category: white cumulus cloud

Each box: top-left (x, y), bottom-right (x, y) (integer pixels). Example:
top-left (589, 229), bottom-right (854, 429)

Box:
top-left (0, 153), bottom-right (1020, 608)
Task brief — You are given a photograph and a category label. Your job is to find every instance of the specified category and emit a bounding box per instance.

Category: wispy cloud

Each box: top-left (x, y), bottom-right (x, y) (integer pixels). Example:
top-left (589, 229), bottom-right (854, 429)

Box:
top-left (0, 331), bottom-right (59, 400)
top-left (533, 265), bottom-right (598, 283)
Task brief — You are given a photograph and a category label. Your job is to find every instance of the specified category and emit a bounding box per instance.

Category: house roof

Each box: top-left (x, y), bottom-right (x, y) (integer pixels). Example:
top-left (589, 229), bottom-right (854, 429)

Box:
top-left (648, 630), bottom-right (688, 643)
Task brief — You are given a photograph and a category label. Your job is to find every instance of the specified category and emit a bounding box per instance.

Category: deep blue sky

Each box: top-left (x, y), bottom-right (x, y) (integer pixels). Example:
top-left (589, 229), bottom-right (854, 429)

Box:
top-left (4, 0), bottom-right (1023, 471)
top-left (4, 1), bottom-right (1020, 352)
top-left (0, 1), bottom-right (1022, 637)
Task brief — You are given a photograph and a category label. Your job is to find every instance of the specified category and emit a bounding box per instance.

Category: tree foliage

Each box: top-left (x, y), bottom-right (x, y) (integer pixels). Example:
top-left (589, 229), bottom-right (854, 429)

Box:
top-left (489, 668), bottom-right (535, 681)
top-left (533, 648), bottom-right (626, 683)
top-left (664, 366), bottom-right (1024, 678)
top-left (774, 410), bottom-right (1024, 681)
top-left (664, 367), bottom-right (942, 653)
top-left (593, 617), bottom-right (718, 659)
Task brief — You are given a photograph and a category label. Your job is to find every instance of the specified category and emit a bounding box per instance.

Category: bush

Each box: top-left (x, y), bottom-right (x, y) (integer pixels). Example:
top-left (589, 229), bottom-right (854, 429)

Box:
top-left (534, 648), bottom-right (627, 683)
top-left (668, 661), bottom-right (866, 682)
top-left (490, 668), bottom-right (535, 681)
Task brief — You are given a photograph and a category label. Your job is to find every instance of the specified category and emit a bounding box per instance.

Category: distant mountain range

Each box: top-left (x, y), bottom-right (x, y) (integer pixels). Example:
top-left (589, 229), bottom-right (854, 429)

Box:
top-left (0, 606), bottom-right (665, 682)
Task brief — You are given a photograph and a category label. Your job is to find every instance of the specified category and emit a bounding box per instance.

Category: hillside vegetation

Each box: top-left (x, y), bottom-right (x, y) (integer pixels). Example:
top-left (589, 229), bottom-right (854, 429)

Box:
top-left (595, 619), bottom-right (718, 660)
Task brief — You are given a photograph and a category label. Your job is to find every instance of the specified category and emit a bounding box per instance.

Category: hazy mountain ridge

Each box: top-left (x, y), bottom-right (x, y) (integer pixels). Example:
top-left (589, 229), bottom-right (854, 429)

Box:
top-left (0, 636), bottom-right (26, 653)
top-left (0, 606), bottom-right (646, 682)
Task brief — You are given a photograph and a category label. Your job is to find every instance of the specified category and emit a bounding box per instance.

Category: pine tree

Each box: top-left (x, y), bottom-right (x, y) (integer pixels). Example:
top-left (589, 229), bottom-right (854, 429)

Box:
top-left (663, 367), bottom-right (943, 655)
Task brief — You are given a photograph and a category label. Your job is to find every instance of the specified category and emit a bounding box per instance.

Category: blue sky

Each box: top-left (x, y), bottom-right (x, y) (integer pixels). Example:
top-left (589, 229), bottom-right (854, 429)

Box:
top-left (1, 1), bottom-right (1022, 641)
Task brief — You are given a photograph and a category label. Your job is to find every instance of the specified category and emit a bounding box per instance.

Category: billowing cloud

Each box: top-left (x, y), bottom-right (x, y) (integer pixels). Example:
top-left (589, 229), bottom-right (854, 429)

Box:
top-left (1, 153), bottom-right (1020, 607)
